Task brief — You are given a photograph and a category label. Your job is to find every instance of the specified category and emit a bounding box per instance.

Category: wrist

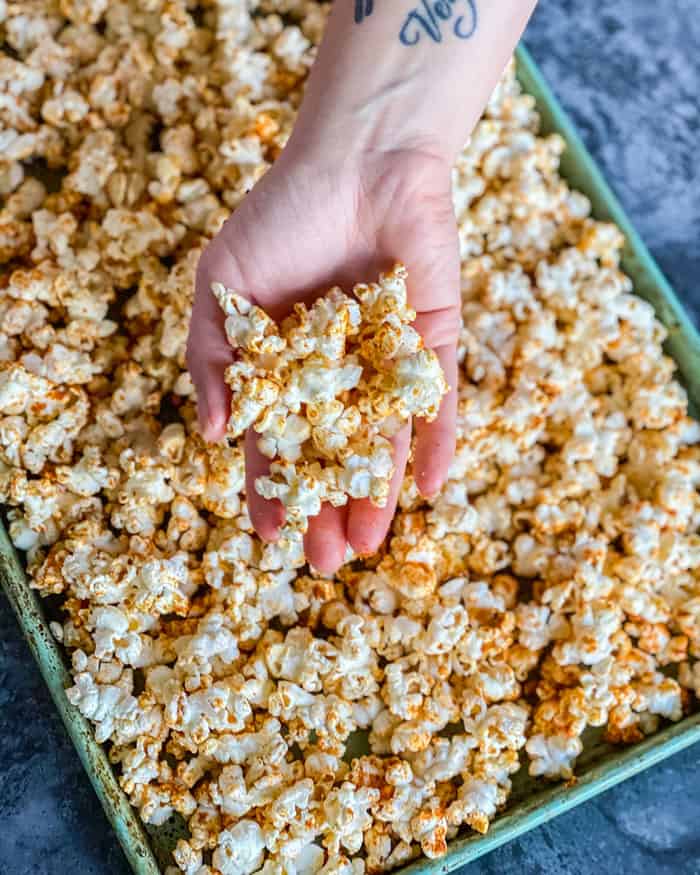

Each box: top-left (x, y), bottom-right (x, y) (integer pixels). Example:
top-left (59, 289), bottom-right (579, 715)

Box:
top-left (287, 0), bottom-right (480, 169)
top-left (282, 119), bottom-right (452, 202)
top-left (285, 83), bottom-right (455, 177)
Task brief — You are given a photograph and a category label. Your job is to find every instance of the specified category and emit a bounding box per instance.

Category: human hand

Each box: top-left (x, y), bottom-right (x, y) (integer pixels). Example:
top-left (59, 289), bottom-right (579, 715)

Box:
top-left (187, 140), bottom-right (460, 574)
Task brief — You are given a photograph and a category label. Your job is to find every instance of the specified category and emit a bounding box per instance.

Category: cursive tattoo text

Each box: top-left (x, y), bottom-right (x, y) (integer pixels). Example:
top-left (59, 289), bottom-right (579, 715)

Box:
top-left (353, 0), bottom-right (478, 47)
top-left (355, 0), bottom-right (374, 24)
top-left (400, 0), bottom-right (478, 45)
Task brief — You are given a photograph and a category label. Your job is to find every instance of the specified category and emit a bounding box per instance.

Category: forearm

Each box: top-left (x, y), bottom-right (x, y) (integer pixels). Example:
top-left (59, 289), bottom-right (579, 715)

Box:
top-left (289, 0), bottom-right (538, 165)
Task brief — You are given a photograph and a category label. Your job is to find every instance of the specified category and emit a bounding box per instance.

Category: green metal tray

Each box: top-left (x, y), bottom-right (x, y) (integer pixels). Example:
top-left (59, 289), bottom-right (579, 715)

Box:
top-left (2, 43), bottom-right (700, 875)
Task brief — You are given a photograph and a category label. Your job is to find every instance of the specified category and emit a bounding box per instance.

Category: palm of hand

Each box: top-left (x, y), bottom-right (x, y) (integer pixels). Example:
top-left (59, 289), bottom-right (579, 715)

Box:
top-left (187, 147), bottom-right (460, 573)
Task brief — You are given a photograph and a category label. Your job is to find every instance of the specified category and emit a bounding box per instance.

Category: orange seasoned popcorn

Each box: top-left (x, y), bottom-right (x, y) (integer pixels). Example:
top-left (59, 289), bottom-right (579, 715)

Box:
top-left (213, 264), bottom-right (448, 544)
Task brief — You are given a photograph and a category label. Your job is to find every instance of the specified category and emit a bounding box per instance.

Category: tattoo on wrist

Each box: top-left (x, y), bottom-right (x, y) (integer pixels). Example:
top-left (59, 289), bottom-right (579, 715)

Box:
top-left (354, 0), bottom-right (478, 47)
top-left (400, 0), bottom-right (478, 45)
top-left (354, 0), bottom-right (374, 24)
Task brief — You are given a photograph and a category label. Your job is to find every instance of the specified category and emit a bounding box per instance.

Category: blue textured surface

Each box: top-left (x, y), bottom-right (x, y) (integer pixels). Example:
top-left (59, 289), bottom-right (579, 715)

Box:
top-left (2, 1), bottom-right (700, 873)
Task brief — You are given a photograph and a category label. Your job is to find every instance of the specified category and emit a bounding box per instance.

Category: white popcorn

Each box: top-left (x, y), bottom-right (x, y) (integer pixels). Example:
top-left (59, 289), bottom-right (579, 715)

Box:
top-left (172, 840), bottom-right (203, 875)
top-left (256, 462), bottom-right (328, 531)
top-left (259, 528), bottom-right (306, 572)
top-left (131, 553), bottom-right (197, 616)
top-left (526, 733), bottom-right (583, 780)
top-left (266, 627), bottom-right (334, 690)
top-left (516, 603), bottom-right (568, 652)
top-left (66, 653), bottom-right (162, 746)
top-left (0, 363), bottom-right (89, 474)
top-left (552, 602), bottom-right (622, 666)
top-left (411, 735), bottom-right (474, 783)
top-left (166, 679), bottom-right (252, 747)
top-left (447, 777), bottom-right (501, 833)
top-left (634, 673), bottom-right (683, 722)
top-left (212, 821), bottom-right (266, 875)
top-left (323, 782), bottom-right (379, 854)
top-left (91, 605), bottom-right (165, 668)
top-left (56, 447), bottom-right (118, 496)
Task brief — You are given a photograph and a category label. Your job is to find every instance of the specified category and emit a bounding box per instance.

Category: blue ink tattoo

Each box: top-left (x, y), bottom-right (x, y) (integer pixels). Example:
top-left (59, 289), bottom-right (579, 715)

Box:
top-left (352, 0), bottom-right (478, 47)
top-left (399, 0), bottom-right (478, 45)
top-left (354, 0), bottom-right (374, 24)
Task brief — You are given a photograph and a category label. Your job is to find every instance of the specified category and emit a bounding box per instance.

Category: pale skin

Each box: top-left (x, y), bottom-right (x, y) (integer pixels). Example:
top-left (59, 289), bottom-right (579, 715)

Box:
top-left (187, 0), bottom-right (538, 574)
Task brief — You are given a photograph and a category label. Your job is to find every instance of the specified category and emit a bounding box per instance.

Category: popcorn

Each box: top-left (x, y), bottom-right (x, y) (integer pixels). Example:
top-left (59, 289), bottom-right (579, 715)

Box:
top-left (213, 265), bottom-right (449, 539)
top-left (525, 733), bottom-right (583, 780)
top-left (0, 362), bottom-right (90, 474)
top-left (409, 800), bottom-right (448, 859)
top-left (552, 601), bottom-right (622, 667)
top-left (323, 782), bottom-right (380, 855)
top-left (447, 777), bottom-right (501, 834)
top-left (3, 9), bottom-right (699, 874)
top-left (66, 651), bottom-right (163, 746)
top-left (212, 821), bottom-right (266, 875)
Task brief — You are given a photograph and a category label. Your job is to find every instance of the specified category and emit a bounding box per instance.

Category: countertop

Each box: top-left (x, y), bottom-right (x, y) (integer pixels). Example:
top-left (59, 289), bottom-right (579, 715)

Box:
top-left (2, 1), bottom-right (700, 873)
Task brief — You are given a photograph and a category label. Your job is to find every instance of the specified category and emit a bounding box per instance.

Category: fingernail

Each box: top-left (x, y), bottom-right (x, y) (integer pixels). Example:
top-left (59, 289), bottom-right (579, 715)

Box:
top-left (419, 482), bottom-right (441, 501)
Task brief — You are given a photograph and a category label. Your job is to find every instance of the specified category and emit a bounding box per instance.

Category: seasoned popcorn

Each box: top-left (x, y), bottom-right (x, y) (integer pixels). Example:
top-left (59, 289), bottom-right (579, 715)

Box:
top-left (212, 264), bottom-right (448, 538)
top-left (2, 1), bottom-right (700, 873)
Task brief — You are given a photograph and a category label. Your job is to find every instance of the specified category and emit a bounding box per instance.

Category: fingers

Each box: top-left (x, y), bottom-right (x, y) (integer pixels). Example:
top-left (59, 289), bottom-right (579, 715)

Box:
top-left (305, 504), bottom-right (348, 576)
top-left (347, 424), bottom-right (411, 555)
top-left (186, 236), bottom-right (244, 441)
top-left (193, 355), bottom-right (232, 443)
top-left (245, 429), bottom-right (285, 542)
top-left (408, 244), bottom-right (460, 498)
top-left (412, 307), bottom-right (462, 353)
top-left (247, 426), bottom-right (349, 572)
top-left (413, 342), bottom-right (458, 498)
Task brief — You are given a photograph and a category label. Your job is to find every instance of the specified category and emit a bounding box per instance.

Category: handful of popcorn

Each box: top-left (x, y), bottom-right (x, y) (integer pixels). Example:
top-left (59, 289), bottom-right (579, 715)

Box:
top-left (212, 264), bottom-right (448, 536)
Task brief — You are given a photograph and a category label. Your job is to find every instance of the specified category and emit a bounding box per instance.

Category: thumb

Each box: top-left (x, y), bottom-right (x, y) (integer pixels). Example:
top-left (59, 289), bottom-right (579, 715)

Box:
top-left (186, 234), bottom-right (243, 442)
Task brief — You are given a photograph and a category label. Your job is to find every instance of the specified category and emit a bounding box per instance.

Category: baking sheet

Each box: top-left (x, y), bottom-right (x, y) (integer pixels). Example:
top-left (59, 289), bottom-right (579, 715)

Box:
top-left (2, 43), bottom-right (700, 875)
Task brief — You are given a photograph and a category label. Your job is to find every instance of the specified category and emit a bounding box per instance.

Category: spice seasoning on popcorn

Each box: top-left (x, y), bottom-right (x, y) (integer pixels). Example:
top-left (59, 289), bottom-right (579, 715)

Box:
top-left (212, 263), bottom-right (448, 539)
top-left (1, 1), bottom-right (699, 873)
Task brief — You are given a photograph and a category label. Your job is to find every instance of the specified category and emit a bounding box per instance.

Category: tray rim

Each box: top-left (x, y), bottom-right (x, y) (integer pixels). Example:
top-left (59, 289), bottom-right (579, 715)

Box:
top-left (1, 40), bottom-right (700, 875)
top-left (0, 522), bottom-right (160, 875)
